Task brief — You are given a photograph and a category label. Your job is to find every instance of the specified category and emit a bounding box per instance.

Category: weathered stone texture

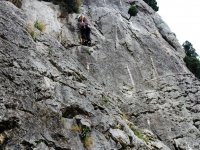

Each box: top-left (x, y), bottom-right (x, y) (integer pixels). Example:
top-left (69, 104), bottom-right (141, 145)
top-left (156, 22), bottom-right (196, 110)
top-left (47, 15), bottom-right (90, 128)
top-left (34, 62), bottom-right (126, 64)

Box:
top-left (0, 0), bottom-right (199, 149)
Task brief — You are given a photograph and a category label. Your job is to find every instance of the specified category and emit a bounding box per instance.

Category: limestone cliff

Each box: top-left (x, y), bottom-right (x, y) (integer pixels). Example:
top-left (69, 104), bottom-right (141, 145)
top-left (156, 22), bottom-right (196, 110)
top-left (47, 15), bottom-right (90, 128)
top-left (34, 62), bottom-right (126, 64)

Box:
top-left (0, 0), bottom-right (200, 150)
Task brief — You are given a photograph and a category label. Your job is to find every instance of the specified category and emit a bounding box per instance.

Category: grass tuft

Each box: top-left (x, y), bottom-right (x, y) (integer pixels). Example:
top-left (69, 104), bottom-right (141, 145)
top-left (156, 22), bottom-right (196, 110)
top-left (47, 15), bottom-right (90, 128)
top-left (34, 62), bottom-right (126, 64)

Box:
top-left (130, 125), bottom-right (149, 144)
top-left (83, 136), bottom-right (93, 149)
top-left (34, 20), bottom-right (46, 32)
top-left (25, 24), bottom-right (37, 41)
top-left (71, 125), bottom-right (82, 133)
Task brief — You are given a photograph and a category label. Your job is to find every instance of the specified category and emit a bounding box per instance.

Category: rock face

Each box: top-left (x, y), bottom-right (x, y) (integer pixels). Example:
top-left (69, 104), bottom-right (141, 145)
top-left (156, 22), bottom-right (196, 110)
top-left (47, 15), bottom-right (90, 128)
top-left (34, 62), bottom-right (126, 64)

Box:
top-left (0, 0), bottom-right (200, 149)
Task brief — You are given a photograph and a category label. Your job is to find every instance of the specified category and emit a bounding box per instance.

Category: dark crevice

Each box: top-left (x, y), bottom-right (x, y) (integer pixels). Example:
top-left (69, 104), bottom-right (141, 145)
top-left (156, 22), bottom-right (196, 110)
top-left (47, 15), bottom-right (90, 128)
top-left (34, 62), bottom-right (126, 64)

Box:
top-left (35, 95), bottom-right (52, 102)
top-left (18, 108), bottom-right (35, 116)
top-left (61, 105), bottom-right (91, 119)
top-left (43, 73), bottom-right (77, 90)
top-left (21, 140), bottom-right (34, 150)
top-left (120, 13), bottom-right (129, 21)
top-left (0, 134), bottom-right (9, 150)
top-left (92, 103), bottom-right (108, 114)
top-left (92, 103), bottom-right (105, 111)
top-left (186, 106), bottom-right (200, 113)
top-left (61, 43), bottom-right (81, 49)
top-left (0, 117), bottom-right (19, 133)
top-left (173, 143), bottom-right (182, 150)
top-left (131, 110), bottom-right (157, 118)
top-left (4, 103), bottom-right (18, 109)
top-left (54, 147), bottom-right (71, 150)
top-left (172, 135), bottom-right (184, 150)
top-left (49, 59), bottom-right (87, 82)
top-left (93, 12), bottom-right (111, 36)
top-left (49, 59), bottom-right (63, 73)
top-left (0, 34), bottom-right (7, 40)
top-left (51, 133), bottom-right (68, 141)
top-left (122, 42), bottom-right (132, 54)
top-left (68, 69), bottom-right (87, 82)
top-left (56, 79), bottom-right (77, 90)
top-left (193, 119), bottom-right (200, 130)
top-left (1, 71), bottom-right (15, 82)
top-left (38, 135), bottom-right (71, 150)
top-left (173, 143), bottom-right (179, 150)
top-left (96, 12), bottom-right (111, 22)
top-left (6, 0), bottom-right (22, 8)
top-left (94, 21), bottom-right (104, 36)
top-left (173, 135), bottom-right (184, 140)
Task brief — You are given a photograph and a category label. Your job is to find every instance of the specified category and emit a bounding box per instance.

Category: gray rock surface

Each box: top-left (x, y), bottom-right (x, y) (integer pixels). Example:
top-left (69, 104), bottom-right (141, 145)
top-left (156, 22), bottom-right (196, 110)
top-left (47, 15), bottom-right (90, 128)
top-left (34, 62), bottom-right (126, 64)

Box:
top-left (0, 0), bottom-right (200, 150)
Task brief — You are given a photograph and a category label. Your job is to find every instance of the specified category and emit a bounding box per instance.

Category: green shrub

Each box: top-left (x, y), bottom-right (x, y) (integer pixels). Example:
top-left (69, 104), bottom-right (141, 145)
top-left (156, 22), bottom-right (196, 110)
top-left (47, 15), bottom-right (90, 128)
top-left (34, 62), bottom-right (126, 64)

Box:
top-left (41, 0), bottom-right (81, 15)
top-left (80, 126), bottom-right (92, 149)
top-left (63, 0), bottom-right (82, 13)
top-left (80, 126), bottom-right (90, 140)
top-left (143, 0), bottom-right (159, 11)
top-left (128, 5), bottom-right (138, 20)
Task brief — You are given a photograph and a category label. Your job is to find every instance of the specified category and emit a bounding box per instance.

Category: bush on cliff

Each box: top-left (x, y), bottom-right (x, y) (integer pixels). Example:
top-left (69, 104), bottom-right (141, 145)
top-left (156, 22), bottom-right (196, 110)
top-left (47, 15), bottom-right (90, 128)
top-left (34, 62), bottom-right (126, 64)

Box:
top-left (183, 41), bottom-right (198, 57)
top-left (143, 0), bottom-right (159, 11)
top-left (63, 0), bottom-right (82, 13)
top-left (41, 0), bottom-right (81, 14)
top-left (128, 5), bottom-right (138, 20)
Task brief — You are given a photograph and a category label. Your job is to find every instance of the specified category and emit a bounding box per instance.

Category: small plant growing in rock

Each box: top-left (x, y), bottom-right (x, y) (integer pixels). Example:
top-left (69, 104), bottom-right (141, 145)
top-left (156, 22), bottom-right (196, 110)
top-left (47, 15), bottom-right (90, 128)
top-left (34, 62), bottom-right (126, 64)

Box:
top-left (73, 0), bottom-right (82, 13)
top-left (70, 123), bottom-right (93, 149)
top-left (80, 126), bottom-right (93, 149)
top-left (25, 20), bottom-right (46, 41)
top-left (84, 48), bottom-right (92, 55)
top-left (0, 133), bottom-right (5, 145)
top-left (129, 125), bottom-right (149, 144)
top-left (25, 24), bottom-right (37, 41)
top-left (101, 94), bottom-right (110, 105)
top-left (34, 20), bottom-right (46, 32)
top-left (121, 112), bottom-right (129, 121)
top-left (83, 136), bottom-right (93, 149)
top-left (114, 123), bottom-right (122, 129)
top-left (128, 5), bottom-right (138, 20)
top-left (71, 125), bottom-right (82, 132)
top-left (80, 126), bottom-right (90, 140)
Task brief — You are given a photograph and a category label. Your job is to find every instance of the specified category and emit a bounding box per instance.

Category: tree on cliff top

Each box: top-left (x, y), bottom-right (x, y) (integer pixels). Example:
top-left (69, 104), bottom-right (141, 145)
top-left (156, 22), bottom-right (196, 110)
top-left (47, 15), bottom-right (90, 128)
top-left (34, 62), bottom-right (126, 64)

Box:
top-left (183, 41), bottom-right (198, 57)
top-left (183, 41), bottom-right (200, 79)
top-left (143, 0), bottom-right (159, 11)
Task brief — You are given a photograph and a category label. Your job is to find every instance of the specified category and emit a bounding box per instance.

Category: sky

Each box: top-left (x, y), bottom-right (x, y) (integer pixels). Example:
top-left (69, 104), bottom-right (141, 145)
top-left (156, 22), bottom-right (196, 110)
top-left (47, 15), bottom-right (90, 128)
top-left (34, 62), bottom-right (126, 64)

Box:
top-left (156, 0), bottom-right (200, 55)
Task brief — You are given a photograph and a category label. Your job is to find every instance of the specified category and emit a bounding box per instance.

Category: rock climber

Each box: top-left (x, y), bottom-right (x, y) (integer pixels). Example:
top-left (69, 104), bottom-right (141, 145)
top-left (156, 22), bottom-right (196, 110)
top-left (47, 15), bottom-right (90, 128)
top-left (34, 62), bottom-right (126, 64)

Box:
top-left (78, 15), bottom-right (91, 46)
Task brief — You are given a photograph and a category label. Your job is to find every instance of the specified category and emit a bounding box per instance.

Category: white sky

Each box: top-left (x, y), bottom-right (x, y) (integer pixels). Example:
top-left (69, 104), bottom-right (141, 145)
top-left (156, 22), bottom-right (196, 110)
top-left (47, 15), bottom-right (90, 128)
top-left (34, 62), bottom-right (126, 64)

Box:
top-left (156, 0), bottom-right (200, 55)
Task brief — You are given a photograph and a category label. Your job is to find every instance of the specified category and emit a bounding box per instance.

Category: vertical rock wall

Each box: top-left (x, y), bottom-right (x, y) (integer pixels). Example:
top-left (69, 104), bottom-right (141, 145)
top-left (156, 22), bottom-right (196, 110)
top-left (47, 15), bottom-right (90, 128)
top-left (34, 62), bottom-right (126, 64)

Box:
top-left (0, 0), bottom-right (199, 149)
